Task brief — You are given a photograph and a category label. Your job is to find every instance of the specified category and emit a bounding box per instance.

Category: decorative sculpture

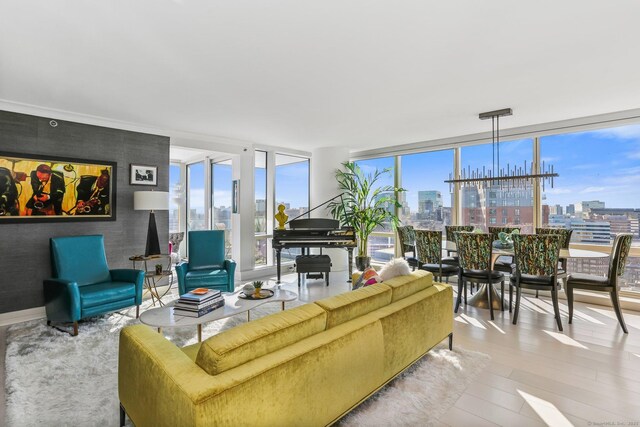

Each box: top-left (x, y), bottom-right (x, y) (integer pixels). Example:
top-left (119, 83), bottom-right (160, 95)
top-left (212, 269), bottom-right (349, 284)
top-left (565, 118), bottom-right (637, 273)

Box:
top-left (275, 203), bottom-right (288, 230)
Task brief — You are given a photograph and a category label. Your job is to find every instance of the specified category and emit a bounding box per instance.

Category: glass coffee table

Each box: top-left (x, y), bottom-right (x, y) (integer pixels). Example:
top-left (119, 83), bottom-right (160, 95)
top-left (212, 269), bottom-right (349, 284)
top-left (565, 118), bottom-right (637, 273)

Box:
top-left (139, 287), bottom-right (298, 342)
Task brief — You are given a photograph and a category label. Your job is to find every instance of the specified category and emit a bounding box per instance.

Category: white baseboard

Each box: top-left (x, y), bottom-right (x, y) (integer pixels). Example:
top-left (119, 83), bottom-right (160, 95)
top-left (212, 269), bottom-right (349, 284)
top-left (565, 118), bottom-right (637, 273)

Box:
top-left (0, 306), bottom-right (46, 327)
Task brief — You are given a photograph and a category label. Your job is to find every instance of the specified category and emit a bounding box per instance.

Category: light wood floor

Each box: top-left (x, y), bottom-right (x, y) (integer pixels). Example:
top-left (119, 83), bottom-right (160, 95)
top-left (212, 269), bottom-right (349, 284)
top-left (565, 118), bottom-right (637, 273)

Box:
top-left (2, 273), bottom-right (640, 426)
top-left (439, 286), bottom-right (640, 427)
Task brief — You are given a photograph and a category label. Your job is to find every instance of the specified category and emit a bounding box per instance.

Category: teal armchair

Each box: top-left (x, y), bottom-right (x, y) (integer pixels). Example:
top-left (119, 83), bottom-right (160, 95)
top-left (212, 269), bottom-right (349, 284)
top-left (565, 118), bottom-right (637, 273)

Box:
top-left (176, 230), bottom-right (236, 295)
top-left (44, 235), bottom-right (144, 336)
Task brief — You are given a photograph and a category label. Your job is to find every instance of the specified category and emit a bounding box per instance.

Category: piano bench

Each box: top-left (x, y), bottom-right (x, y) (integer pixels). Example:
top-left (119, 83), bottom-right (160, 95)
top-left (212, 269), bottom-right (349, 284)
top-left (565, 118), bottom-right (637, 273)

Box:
top-left (295, 255), bottom-right (332, 287)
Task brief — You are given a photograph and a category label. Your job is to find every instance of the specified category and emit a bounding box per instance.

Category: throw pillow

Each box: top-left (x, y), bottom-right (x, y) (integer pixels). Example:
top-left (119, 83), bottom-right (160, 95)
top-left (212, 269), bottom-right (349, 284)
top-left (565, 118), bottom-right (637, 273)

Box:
top-left (378, 257), bottom-right (411, 281)
top-left (353, 267), bottom-right (382, 289)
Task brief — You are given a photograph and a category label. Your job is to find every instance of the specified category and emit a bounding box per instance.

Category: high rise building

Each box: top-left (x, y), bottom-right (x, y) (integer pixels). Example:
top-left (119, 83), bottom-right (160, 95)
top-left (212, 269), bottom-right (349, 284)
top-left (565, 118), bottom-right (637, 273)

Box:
top-left (549, 204), bottom-right (563, 215)
top-left (566, 204), bottom-right (575, 215)
top-left (570, 220), bottom-right (611, 244)
top-left (575, 200), bottom-right (605, 215)
top-left (418, 191), bottom-right (442, 214)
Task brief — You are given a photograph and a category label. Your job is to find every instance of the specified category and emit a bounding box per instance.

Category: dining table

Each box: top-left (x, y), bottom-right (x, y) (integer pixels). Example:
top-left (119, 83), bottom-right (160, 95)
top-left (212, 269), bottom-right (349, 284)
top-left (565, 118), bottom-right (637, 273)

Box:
top-left (443, 240), bottom-right (609, 310)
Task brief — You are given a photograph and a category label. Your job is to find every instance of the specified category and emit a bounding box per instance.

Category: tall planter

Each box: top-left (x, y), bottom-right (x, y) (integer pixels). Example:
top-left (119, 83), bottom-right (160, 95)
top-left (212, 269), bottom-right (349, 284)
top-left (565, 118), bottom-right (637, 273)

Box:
top-left (328, 162), bottom-right (404, 263)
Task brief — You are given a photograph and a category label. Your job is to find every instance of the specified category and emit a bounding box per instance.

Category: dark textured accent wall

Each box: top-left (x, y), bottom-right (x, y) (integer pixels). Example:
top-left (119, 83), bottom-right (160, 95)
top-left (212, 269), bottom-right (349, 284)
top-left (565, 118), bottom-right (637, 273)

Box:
top-left (0, 110), bottom-right (169, 314)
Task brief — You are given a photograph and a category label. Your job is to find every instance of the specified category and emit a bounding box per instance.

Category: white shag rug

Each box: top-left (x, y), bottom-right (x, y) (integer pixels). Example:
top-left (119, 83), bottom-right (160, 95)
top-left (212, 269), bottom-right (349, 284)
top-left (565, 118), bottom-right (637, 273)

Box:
top-left (5, 301), bottom-right (489, 427)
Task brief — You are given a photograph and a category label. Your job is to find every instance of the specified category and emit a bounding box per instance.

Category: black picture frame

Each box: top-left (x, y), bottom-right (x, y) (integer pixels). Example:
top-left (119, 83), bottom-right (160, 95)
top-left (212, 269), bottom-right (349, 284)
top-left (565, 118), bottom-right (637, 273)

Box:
top-left (0, 151), bottom-right (117, 223)
top-left (130, 164), bottom-right (158, 186)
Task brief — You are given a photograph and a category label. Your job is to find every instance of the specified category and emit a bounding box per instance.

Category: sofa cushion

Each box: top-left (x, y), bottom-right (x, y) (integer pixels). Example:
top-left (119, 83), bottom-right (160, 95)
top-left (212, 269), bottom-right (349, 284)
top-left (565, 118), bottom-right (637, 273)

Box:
top-left (78, 281), bottom-right (136, 308)
top-left (181, 343), bottom-right (201, 361)
top-left (196, 303), bottom-right (327, 375)
top-left (382, 270), bottom-right (434, 303)
top-left (315, 283), bottom-right (392, 329)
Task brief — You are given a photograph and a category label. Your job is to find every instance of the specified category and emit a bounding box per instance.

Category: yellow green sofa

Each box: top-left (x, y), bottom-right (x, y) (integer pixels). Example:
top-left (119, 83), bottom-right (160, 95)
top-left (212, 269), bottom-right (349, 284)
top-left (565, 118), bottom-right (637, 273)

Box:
top-left (118, 270), bottom-right (453, 427)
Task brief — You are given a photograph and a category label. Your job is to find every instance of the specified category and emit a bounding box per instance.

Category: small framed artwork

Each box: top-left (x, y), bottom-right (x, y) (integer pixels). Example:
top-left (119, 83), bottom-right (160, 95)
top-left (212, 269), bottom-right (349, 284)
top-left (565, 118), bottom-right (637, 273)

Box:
top-left (232, 179), bottom-right (239, 213)
top-left (130, 164), bottom-right (157, 186)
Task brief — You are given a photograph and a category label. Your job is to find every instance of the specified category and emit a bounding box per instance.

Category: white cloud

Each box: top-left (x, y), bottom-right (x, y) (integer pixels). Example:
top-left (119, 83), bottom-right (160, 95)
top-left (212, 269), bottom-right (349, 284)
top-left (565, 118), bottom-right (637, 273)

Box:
top-left (590, 125), bottom-right (640, 140)
top-left (570, 163), bottom-right (599, 171)
top-left (544, 188), bottom-right (571, 195)
top-left (627, 150), bottom-right (640, 160)
top-left (541, 156), bottom-right (561, 163)
top-left (580, 186), bottom-right (607, 194)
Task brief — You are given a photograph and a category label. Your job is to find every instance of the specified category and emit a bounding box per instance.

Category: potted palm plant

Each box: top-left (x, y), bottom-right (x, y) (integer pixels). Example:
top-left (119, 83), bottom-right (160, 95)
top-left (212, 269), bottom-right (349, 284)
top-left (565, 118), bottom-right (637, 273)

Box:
top-left (328, 162), bottom-right (404, 271)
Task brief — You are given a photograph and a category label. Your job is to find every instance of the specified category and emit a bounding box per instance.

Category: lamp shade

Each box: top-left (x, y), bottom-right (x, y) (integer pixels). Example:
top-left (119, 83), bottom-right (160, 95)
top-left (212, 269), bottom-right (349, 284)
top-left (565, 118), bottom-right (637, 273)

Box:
top-left (133, 191), bottom-right (169, 211)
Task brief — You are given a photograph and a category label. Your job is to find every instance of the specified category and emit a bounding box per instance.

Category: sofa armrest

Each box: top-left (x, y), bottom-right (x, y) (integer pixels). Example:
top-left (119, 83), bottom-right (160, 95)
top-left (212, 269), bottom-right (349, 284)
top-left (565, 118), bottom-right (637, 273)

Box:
top-left (43, 278), bottom-right (81, 322)
top-left (224, 259), bottom-right (236, 291)
top-left (110, 269), bottom-right (145, 304)
top-left (175, 262), bottom-right (189, 296)
top-left (119, 325), bottom-right (225, 426)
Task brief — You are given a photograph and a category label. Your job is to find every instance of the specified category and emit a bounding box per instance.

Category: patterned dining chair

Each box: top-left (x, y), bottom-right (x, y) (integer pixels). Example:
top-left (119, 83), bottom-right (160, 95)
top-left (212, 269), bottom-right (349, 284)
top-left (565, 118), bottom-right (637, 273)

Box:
top-left (443, 225), bottom-right (474, 265)
top-left (415, 230), bottom-right (458, 283)
top-left (566, 233), bottom-right (633, 333)
top-left (536, 227), bottom-right (574, 295)
top-left (489, 226), bottom-right (521, 273)
top-left (510, 234), bottom-right (563, 331)
top-left (455, 232), bottom-right (506, 320)
top-left (396, 225), bottom-right (418, 270)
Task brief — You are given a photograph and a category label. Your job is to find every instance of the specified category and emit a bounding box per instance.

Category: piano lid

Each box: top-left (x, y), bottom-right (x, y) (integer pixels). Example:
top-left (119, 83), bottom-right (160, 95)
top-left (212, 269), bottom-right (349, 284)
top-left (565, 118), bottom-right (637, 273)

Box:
top-left (288, 218), bottom-right (340, 230)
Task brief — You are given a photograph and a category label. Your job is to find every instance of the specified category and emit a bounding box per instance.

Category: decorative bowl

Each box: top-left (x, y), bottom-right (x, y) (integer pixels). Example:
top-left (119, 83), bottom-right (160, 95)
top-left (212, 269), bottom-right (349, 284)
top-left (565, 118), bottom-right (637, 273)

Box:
top-left (242, 284), bottom-right (255, 296)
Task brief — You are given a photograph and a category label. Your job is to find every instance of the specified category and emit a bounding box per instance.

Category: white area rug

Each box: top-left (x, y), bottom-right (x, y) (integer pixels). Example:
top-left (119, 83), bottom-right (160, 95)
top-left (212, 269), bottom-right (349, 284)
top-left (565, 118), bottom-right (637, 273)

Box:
top-left (5, 301), bottom-right (489, 427)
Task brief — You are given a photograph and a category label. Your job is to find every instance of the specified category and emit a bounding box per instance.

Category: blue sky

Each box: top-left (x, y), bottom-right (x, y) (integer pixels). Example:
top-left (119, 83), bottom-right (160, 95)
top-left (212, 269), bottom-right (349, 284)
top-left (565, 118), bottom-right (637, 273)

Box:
top-left (274, 161), bottom-right (309, 208)
top-left (540, 125), bottom-right (640, 208)
top-left (357, 124), bottom-right (640, 211)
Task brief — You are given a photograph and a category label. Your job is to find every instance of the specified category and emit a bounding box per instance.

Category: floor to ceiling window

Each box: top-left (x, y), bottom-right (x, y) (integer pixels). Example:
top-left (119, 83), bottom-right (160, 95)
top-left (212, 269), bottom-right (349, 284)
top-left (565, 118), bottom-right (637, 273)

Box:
top-left (459, 138), bottom-right (534, 233)
top-left (255, 151), bottom-right (268, 266)
top-left (354, 157), bottom-right (396, 263)
top-left (399, 150), bottom-right (454, 232)
top-left (186, 161), bottom-right (206, 231)
top-left (169, 163), bottom-right (182, 234)
top-left (275, 154), bottom-right (310, 262)
top-left (540, 124), bottom-right (640, 292)
top-left (211, 159), bottom-right (232, 258)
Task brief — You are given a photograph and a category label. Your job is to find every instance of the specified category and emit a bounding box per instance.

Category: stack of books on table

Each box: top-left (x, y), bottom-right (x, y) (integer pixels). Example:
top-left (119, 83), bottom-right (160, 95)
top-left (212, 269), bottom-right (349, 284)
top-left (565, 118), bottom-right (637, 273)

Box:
top-left (173, 288), bottom-right (225, 317)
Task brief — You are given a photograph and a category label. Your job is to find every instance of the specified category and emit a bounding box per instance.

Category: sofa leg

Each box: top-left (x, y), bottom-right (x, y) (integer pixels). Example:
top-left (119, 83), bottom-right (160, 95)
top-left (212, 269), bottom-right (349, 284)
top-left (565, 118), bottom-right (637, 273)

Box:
top-left (448, 333), bottom-right (453, 351)
top-left (136, 305), bottom-right (140, 319)
top-left (120, 403), bottom-right (126, 427)
top-left (73, 321), bottom-right (79, 336)
top-left (47, 320), bottom-right (51, 326)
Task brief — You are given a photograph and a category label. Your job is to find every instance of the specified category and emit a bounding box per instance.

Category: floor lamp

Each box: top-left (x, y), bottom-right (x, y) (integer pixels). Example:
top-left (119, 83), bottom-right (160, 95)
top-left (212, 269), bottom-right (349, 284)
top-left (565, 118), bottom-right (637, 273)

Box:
top-left (134, 191), bottom-right (169, 256)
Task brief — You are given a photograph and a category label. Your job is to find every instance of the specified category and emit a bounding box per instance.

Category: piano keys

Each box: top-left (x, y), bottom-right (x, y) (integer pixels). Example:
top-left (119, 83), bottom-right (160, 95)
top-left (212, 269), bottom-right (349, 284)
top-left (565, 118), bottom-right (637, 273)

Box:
top-left (272, 218), bottom-right (356, 283)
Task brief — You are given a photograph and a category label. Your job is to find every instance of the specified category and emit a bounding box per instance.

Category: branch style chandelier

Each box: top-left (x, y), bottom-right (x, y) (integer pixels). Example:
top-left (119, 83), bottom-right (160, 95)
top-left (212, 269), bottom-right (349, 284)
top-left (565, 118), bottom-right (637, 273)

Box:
top-left (445, 108), bottom-right (558, 190)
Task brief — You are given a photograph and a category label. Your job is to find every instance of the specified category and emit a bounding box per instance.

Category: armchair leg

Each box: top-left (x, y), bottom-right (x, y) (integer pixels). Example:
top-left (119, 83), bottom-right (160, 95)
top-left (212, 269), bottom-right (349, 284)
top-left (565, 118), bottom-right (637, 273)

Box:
top-left (488, 282), bottom-right (494, 321)
top-left (47, 320), bottom-right (51, 326)
top-left (448, 332), bottom-right (453, 351)
top-left (513, 285), bottom-right (521, 325)
top-left (454, 276), bottom-right (463, 313)
top-left (551, 288), bottom-right (563, 331)
top-left (509, 282), bottom-right (513, 313)
top-left (501, 281), bottom-right (505, 311)
top-left (464, 281), bottom-right (468, 305)
top-left (136, 305), bottom-right (140, 319)
top-left (610, 290), bottom-right (628, 334)
top-left (566, 285), bottom-right (574, 324)
top-left (73, 321), bottom-right (79, 336)
top-left (120, 403), bottom-right (126, 427)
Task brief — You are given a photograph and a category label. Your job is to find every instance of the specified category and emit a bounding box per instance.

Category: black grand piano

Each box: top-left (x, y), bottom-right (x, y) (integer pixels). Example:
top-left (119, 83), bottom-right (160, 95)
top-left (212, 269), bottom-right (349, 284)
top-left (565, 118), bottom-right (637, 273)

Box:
top-left (272, 218), bottom-right (356, 284)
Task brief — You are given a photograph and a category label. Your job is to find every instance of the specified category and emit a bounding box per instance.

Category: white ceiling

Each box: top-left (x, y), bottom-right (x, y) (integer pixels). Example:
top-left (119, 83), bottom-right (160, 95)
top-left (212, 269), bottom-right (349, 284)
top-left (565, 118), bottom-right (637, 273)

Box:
top-left (2, 1), bottom-right (640, 152)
